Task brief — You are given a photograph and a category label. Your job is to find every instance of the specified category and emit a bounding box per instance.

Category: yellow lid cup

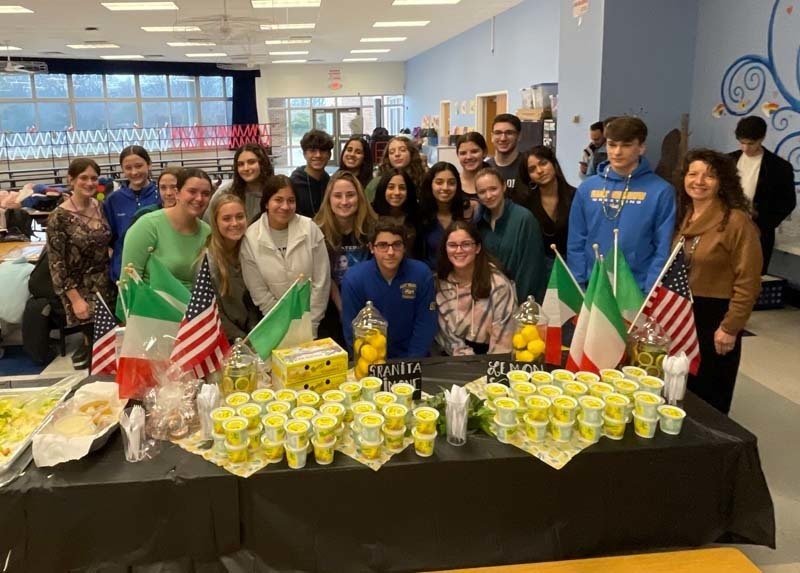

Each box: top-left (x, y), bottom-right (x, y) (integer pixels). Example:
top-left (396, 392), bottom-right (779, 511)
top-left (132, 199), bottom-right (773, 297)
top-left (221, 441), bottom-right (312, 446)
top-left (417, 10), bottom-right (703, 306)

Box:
top-left (311, 436), bottom-right (336, 465)
top-left (373, 391), bottom-right (397, 408)
top-left (531, 370), bottom-right (555, 384)
top-left (412, 406), bottom-right (440, 434)
top-left (599, 368), bottom-right (625, 384)
top-left (537, 384), bottom-right (563, 399)
top-left (260, 436), bottom-right (285, 462)
top-left (383, 426), bottom-right (407, 452)
top-left (262, 412), bottom-right (288, 442)
top-left (578, 395), bottom-right (605, 424)
top-left (506, 369), bottom-right (530, 384)
top-left (251, 388), bottom-right (275, 406)
top-left (296, 390), bottom-right (321, 409)
top-left (551, 369), bottom-right (574, 387)
top-left (510, 380), bottom-right (537, 403)
top-left (390, 383), bottom-right (415, 407)
top-left (340, 381), bottom-right (363, 405)
top-left (284, 418), bottom-right (311, 449)
top-left (578, 417), bottom-right (603, 443)
top-left (351, 400), bottom-right (377, 416)
top-left (312, 414), bottom-right (338, 444)
top-left (551, 395), bottom-right (579, 423)
top-left (633, 412), bottom-right (658, 438)
top-left (603, 393), bottom-right (630, 421)
top-left (493, 397), bottom-right (520, 425)
top-left (523, 413), bottom-right (548, 442)
top-left (266, 400), bottom-right (292, 415)
top-left (657, 405), bottom-right (686, 435)
top-left (320, 402), bottom-right (346, 424)
top-left (223, 416), bottom-right (249, 446)
top-left (225, 438), bottom-right (249, 464)
top-left (524, 395), bottom-right (551, 422)
top-left (357, 412), bottom-right (385, 442)
top-left (322, 389), bottom-right (346, 404)
top-left (485, 382), bottom-right (509, 402)
top-left (211, 406), bottom-right (236, 434)
top-left (275, 388), bottom-right (298, 407)
top-left (290, 406), bottom-right (317, 421)
top-left (225, 391), bottom-right (250, 408)
top-left (412, 428), bottom-right (437, 457)
top-left (563, 381), bottom-right (589, 399)
top-left (285, 441), bottom-right (308, 469)
top-left (622, 365), bottom-right (647, 382)
top-left (359, 376), bottom-right (383, 400)
top-left (603, 414), bottom-right (626, 440)
top-left (614, 378), bottom-right (640, 396)
top-left (383, 403), bottom-right (409, 431)
top-left (549, 418), bottom-right (575, 442)
top-left (589, 381), bottom-right (615, 399)
top-left (492, 415), bottom-right (518, 444)
top-left (575, 371), bottom-right (600, 384)
top-left (639, 375), bottom-right (665, 396)
top-left (358, 435), bottom-right (384, 460)
top-left (237, 404), bottom-right (263, 429)
top-left (633, 391), bottom-right (664, 418)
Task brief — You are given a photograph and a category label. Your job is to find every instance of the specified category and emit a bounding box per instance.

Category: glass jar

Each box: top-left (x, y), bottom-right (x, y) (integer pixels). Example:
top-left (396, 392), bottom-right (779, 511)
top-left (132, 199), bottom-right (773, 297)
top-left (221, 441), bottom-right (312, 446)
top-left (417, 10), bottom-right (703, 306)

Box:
top-left (627, 316), bottom-right (671, 378)
top-left (219, 338), bottom-right (258, 396)
top-left (351, 301), bottom-right (388, 379)
top-left (511, 296), bottom-right (549, 365)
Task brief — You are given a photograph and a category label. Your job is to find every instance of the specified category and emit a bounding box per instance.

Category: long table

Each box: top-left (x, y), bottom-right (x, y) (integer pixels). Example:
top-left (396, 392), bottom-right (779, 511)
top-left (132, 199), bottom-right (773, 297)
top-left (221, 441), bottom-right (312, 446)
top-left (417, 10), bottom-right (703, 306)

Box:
top-left (0, 357), bottom-right (775, 572)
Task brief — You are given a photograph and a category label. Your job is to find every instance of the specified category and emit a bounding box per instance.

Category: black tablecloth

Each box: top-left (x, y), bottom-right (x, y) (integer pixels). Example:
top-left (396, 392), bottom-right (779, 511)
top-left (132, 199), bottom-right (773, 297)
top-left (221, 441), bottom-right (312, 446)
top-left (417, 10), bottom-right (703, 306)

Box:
top-left (0, 357), bottom-right (775, 572)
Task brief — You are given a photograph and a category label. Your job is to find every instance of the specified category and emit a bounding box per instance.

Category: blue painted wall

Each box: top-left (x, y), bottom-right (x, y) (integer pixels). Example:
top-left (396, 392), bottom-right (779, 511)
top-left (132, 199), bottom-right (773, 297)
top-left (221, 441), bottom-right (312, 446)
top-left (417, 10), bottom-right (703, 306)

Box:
top-left (404, 0), bottom-right (560, 131)
top-left (600, 0), bottom-right (698, 169)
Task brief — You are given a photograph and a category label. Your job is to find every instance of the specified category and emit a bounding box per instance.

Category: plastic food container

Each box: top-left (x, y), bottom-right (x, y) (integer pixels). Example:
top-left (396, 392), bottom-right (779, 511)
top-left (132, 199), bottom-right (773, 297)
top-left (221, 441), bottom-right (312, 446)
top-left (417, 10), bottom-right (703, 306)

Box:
top-left (284, 419), bottom-right (311, 449)
top-left (614, 378), bottom-right (640, 397)
top-left (237, 403), bottom-right (262, 429)
top-left (531, 371), bottom-right (554, 385)
top-left (563, 381), bottom-right (589, 399)
top-left (523, 413), bottom-right (548, 442)
top-left (274, 389), bottom-right (298, 409)
top-left (322, 389), bottom-right (346, 405)
top-left (246, 425), bottom-right (262, 451)
top-left (578, 417), bottom-right (603, 443)
top-left (319, 402), bottom-right (346, 425)
top-left (549, 418), bottom-right (575, 442)
top-left (639, 375), bottom-right (665, 396)
top-left (285, 442), bottom-right (308, 469)
top-left (412, 406), bottom-right (440, 434)
top-left (525, 395), bottom-right (551, 422)
top-left (589, 382), bottom-right (615, 399)
top-left (212, 431), bottom-right (227, 454)
top-left (485, 382), bottom-right (509, 402)
top-left (506, 369), bottom-right (530, 384)
top-left (492, 416), bottom-right (518, 444)
top-left (599, 369), bottom-right (625, 384)
top-left (225, 438), bottom-right (249, 464)
top-left (603, 415), bottom-right (626, 440)
top-left (578, 395), bottom-right (605, 424)
top-left (633, 412), bottom-right (658, 438)
top-left (290, 406), bottom-right (317, 422)
top-left (260, 436), bottom-right (285, 462)
top-left (383, 426), bottom-right (406, 452)
top-left (359, 436), bottom-right (384, 460)
top-left (311, 436), bottom-right (336, 465)
top-left (551, 369), bottom-right (574, 386)
top-left (575, 371), bottom-right (600, 385)
top-left (551, 395), bottom-right (579, 423)
top-left (312, 414), bottom-right (338, 444)
top-left (340, 381), bottom-right (363, 406)
top-left (296, 390), bottom-right (321, 409)
top-left (412, 428), bottom-right (437, 457)
top-left (262, 412), bottom-right (288, 442)
top-left (223, 416), bottom-right (248, 446)
top-left (266, 400), bottom-right (292, 416)
top-left (622, 365), bottom-right (646, 383)
top-left (657, 405), bottom-right (686, 435)
top-left (603, 393), bottom-right (630, 421)
top-left (390, 383), bottom-right (415, 408)
top-left (211, 406), bottom-right (236, 434)
top-left (509, 381), bottom-right (537, 404)
top-left (493, 397), bottom-right (520, 426)
top-left (633, 391), bottom-right (664, 418)
top-left (251, 389), bottom-right (275, 408)
top-left (357, 412), bottom-right (385, 443)
top-left (382, 403), bottom-right (409, 431)
top-left (537, 384), bottom-right (562, 399)
top-left (359, 376), bottom-right (383, 401)
top-left (373, 391), bottom-right (397, 409)
top-left (225, 392), bottom-right (250, 409)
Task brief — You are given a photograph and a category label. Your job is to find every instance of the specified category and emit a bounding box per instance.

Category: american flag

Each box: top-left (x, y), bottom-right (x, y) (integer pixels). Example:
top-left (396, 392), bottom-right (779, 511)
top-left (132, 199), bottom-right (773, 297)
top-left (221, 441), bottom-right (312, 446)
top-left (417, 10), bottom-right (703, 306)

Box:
top-left (642, 247), bottom-right (701, 375)
top-left (170, 256), bottom-right (230, 378)
top-left (91, 292), bottom-right (118, 375)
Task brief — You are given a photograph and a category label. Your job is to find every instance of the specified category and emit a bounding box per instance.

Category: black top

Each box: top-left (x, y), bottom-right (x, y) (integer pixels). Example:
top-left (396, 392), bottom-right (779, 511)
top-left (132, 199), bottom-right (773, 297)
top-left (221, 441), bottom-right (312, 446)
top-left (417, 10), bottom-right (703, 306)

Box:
top-left (729, 147), bottom-right (796, 231)
top-left (510, 182), bottom-right (576, 258)
top-left (290, 166), bottom-right (330, 218)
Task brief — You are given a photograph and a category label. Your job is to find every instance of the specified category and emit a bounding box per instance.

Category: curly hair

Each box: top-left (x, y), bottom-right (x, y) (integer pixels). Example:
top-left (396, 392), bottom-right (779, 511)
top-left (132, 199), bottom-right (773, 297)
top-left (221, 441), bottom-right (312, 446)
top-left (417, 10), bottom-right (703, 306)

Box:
top-left (676, 148), bottom-right (753, 230)
top-left (231, 143), bottom-right (274, 200)
top-left (376, 136), bottom-right (427, 189)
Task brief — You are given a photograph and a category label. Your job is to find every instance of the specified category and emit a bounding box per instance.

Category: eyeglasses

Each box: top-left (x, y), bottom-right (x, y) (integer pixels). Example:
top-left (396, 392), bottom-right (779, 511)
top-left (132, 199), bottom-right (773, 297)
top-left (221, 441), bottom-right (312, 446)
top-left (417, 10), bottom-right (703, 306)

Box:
top-left (373, 240), bottom-right (405, 252)
top-left (491, 130), bottom-right (518, 138)
top-left (445, 240), bottom-right (476, 251)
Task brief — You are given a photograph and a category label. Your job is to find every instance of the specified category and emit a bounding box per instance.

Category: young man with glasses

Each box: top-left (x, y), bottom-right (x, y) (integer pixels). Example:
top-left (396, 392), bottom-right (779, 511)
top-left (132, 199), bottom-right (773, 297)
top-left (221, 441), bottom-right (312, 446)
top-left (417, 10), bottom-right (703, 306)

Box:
top-left (487, 114), bottom-right (523, 196)
top-left (291, 129), bottom-right (333, 218)
top-left (341, 221), bottom-right (437, 359)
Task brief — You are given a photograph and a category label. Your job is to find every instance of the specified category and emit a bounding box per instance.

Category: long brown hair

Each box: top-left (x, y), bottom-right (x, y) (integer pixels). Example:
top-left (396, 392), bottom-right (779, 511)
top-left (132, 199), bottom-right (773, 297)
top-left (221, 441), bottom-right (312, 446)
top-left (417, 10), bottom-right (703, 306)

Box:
top-left (377, 136), bottom-right (427, 189)
top-left (207, 194), bottom-right (246, 296)
top-left (436, 220), bottom-right (500, 299)
top-left (676, 148), bottom-right (753, 230)
top-left (314, 171), bottom-right (377, 249)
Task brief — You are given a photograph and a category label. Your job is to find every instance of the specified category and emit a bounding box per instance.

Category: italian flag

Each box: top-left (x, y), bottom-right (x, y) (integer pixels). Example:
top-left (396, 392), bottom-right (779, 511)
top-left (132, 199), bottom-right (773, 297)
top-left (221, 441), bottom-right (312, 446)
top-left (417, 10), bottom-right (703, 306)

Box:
top-left (146, 255), bottom-right (191, 314)
top-left (566, 258), bottom-right (627, 373)
top-left (542, 256), bottom-right (583, 365)
top-left (116, 279), bottom-right (183, 399)
top-left (248, 279), bottom-right (312, 360)
top-left (606, 243), bottom-right (645, 324)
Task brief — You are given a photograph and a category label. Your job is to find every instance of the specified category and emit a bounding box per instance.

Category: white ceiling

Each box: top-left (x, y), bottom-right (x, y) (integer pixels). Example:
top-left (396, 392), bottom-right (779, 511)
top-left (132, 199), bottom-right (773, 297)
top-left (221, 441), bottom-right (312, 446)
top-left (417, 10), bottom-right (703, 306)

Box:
top-left (0, 0), bottom-right (523, 66)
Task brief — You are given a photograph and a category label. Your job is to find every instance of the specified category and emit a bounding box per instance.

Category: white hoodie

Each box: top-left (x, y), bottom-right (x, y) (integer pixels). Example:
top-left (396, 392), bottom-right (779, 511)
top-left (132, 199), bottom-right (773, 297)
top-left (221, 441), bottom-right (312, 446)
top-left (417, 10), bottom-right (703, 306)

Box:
top-left (240, 213), bottom-right (331, 332)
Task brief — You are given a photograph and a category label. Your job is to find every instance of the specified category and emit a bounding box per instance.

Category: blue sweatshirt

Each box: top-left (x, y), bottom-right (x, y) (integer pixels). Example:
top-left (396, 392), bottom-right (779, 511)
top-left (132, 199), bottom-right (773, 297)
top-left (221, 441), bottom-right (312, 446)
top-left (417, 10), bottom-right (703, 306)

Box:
top-left (567, 157), bottom-right (676, 291)
top-left (341, 258), bottom-right (437, 359)
top-left (103, 181), bottom-right (160, 282)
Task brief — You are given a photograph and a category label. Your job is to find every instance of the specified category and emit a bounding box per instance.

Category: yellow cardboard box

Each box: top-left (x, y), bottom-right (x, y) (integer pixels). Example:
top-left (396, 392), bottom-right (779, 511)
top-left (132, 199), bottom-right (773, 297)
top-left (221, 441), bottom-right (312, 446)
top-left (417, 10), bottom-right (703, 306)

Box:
top-left (271, 338), bottom-right (349, 389)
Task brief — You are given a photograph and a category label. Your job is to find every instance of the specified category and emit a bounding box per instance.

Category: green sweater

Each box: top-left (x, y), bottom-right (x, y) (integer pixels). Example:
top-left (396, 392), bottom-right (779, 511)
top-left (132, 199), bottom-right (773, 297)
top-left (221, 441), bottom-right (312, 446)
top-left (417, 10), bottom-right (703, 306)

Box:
top-left (121, 209), bottom-right (211, 288)
top-left (476, 200), bottom-right (546, 302)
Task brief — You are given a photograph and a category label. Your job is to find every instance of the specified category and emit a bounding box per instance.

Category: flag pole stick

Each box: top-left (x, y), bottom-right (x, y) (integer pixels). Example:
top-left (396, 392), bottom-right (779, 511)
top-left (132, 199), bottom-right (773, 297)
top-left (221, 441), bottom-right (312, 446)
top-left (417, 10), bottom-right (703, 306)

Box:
top-left (613, 228), bottom-right (619, 297)
top-left (592, 243), bottom-right (600, 261)
top-left (626, 238), bottom-right (685, 334)
top-left (241, 275), bottom-right (305, 346)
top-left (550, 244), bottom-right (584, 297)
top-left (115, 280), bottom-right (129, 319)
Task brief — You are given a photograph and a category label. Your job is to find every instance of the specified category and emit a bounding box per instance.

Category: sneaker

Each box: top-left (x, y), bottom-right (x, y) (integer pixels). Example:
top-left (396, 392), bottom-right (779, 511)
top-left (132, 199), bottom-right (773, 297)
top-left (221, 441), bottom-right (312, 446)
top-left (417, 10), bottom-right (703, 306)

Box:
top-left (71, 342), bottom-right (90, 366)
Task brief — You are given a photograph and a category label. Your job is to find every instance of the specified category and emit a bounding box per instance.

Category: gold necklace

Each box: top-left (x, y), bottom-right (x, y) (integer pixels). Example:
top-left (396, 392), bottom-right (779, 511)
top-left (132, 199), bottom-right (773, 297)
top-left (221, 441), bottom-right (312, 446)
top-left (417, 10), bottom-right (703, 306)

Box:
top-left (600, 171), bottom-right (632, 221)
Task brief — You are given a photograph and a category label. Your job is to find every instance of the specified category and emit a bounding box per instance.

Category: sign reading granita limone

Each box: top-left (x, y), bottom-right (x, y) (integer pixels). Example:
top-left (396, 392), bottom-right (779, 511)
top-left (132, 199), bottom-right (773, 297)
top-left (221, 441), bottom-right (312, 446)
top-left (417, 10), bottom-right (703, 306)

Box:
top-left (369, 361), bottom-right (422, 398)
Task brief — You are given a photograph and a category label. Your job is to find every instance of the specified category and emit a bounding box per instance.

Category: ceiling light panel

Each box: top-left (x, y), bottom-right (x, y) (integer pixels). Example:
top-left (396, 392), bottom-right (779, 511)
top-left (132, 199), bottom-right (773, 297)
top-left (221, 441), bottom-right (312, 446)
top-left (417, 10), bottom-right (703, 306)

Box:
top-left (102, 2), bottom-right (178, 10)
top-left (101, 54), bottom-right (146, 59)
top-left (67, 43), bottom-right (120, 49)
top-left (343, 58), bottom-right (378, 62)
top-left (268, 50), bottom-right (309, 55)
top-left (185, 52), bottom-right (227, 57)
top-left (260, 23), bottom-right (315, 30)
top-left (251, 0), bottom-right (320, 7)
top-left (142, 26), bottom-right (201, 32)
top-left (0, 5), bottom-right (32, 13)
top-left (360, 37), bottom-right (406, 42)
top-left (264, 39), bottom-right (312, 45)
top-left (351, 49), bottom-right (390, 53)
top-left (373, 21), bottom-right (429, 27)
top-left (167, 41), bottom-right (216, 47)
top-left (271, 59), bottom-right (307, 63)
top-left (392, 0), bottom-right (460, 4)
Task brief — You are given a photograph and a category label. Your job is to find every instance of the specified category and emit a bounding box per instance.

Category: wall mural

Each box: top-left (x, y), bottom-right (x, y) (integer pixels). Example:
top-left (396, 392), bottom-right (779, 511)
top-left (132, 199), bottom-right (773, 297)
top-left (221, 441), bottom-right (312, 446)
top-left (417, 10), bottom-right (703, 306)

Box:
top-left (715, 0), bottom-right (800, 185)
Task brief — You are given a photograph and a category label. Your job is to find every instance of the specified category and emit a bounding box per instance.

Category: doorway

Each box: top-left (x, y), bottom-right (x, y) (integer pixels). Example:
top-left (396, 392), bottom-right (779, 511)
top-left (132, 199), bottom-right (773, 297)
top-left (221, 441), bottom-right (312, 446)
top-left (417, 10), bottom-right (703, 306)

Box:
top-left (440, 100), bottom-right (451, 145)
top-left (313, 107), bottom-right (362, 165)
top-left (475, 91), bottom-right (509, 156)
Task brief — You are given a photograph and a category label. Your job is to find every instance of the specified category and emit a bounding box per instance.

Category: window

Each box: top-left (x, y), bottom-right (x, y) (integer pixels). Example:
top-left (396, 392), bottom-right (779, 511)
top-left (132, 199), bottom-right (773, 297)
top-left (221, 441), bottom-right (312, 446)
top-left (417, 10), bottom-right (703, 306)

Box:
top-left (170, 100), bottom-right (198, 127)
top-left (311, 97), bottom-right (335, 108)
top-left (108, 102), bottom-right (138, 128)
top-left (201, 100), bottom-right (227, 125)
top-left (73, 74), bottom-right (103, 98)
top-left (74, 102), bottom-right (107, 130)
top-left (107, 74), bottom-right (135, 98)
top-left (200, 76), bottom-right (224, 98)
top-left (170, 76), bottom-right (196, 98)
top-left (290, 98), bottom-right (310, 108)
top-left (34, 74), bottom-right (67, 98)
top-left (0, 102), bottom-right (35, 132)
top-left (142, 101), bottom-right (170, 127)
top-left (0, 75), bottom-right (32, 98)
top-left (140, 75), bottom-right (168, 98)
top-left (290, 109), bottom-right (311, 146)
top-left (38, 102), bottom-right (71, 131)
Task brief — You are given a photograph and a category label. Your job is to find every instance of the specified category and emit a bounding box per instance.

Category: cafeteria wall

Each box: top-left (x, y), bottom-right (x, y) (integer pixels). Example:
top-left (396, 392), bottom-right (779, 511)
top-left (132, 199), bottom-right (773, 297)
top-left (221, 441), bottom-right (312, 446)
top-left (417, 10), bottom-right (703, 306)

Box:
top-left (404, 0), bottom-right (560, 132)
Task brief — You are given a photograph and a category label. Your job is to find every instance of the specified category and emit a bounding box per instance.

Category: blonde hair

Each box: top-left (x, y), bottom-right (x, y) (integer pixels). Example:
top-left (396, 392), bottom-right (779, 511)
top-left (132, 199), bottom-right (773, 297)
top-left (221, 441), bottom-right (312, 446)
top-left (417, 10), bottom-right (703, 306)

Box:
top-left (377, 136), bottom-right (427, 190)
top-left (314, 171), bottom-right (377, 249)
top-left (207, 194), bottom-right (246, 296)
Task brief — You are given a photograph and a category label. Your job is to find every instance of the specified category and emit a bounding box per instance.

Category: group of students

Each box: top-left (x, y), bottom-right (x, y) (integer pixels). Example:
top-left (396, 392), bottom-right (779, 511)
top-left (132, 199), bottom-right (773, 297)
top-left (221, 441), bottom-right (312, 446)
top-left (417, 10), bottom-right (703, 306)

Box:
top-left (46, 112), bottom-right (791, 415)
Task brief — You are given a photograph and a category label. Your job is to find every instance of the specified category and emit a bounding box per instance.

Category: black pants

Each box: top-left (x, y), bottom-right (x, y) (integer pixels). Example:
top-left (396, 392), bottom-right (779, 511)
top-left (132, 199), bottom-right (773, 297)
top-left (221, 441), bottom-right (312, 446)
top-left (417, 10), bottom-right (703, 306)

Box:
top-left (759, 225), bottom-right (774, 275)
top-left (688, 297), bottom-right (743, 415)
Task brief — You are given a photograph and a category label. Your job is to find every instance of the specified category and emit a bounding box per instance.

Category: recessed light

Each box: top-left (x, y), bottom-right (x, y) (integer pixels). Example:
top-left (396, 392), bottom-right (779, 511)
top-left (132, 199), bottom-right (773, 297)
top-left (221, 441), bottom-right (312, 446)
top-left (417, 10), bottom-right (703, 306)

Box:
top-left (264, 39), bottom-right (312, 45)
top-left (392, 0), bottom-right (460, 4)
top-left (167, 41), bottom-right (216, 47)
top-left (67, 43), bottom-right (120, 49)
top-left (271, 59), bottom-right (307, 63)
top-left (268, 50), bottom-right (308, 56)
top-left (102, 2), bottom-right (178, 10)
top-left (373, 21), bottom-right (429, 27)
top-left (251, 0), bottom-right (320, 7)
top-left (350, 49), bottom-right (390, 54)
top-left (343, 58), bottom-right (378, 62)
top-left (185, 52), bottom-right (227, 57)
top-left (360, 37), bottom-right (406, 43)
top-left (0, 46), bottom-right (22, 51)
top-left (142, 25), bottom-right (201, 32)
top-left (260, 23), bottom-right (315, 30)
top-left (101, 54), bottom-right (146, 59)
top-left (0, 5), bottom-right (32, 13)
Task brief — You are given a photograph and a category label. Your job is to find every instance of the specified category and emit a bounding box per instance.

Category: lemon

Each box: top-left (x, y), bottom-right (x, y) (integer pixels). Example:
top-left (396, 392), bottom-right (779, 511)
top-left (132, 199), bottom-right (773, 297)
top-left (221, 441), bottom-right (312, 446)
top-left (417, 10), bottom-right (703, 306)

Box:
top-left (356, 357), bottom-right (371, 375)
top-left (235, 376), bottom-right (251, 391)
top-left (377, 346), bottom-right (386, 359)
top-left (512, 333), bottom-right (527, 350)
top-left (360, 343), bottom-right (378, 363)
top-left (516, 350), bottom-right (534, 362)
top-left (521, 325), bottom-right (540, 342)
top-left (221, 376), bottom-right (234, 394)
top-left (355, 362), bottom-right (368, 379)
top-left (637, 351), bottom-right (654, 366)
top-left (527, 339), bottom-right (545, 357)
top-left (354, 338), bottom-right (364, 356)
top-left (365, 331), bottom-right (386, 349)
top-left (655, 354), bottom-right (665, 368)
top-left (646, 366), bottom-right (661, 377)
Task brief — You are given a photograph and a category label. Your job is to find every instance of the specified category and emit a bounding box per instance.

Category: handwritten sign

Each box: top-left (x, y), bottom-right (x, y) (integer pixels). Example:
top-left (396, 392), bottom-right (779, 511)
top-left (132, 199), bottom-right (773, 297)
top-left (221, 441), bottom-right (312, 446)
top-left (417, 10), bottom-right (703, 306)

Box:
top-left (485, 360), bottom-right (541, 385)
top-left (369, 360), bottom-right (423, 399)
